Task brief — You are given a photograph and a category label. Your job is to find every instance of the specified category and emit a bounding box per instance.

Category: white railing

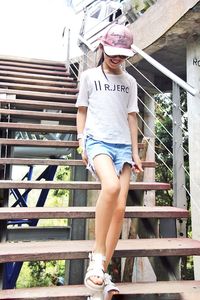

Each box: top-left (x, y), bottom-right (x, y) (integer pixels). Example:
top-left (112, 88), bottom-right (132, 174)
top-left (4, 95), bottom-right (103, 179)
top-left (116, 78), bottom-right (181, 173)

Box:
top-left (131, 44), bottom-right (198, 96)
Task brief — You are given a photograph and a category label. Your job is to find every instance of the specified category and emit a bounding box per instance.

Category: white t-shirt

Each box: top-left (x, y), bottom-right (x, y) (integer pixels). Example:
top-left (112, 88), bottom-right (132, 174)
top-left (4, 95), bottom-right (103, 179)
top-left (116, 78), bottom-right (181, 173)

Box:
top-left (76, 66), bottom-right (139, 144)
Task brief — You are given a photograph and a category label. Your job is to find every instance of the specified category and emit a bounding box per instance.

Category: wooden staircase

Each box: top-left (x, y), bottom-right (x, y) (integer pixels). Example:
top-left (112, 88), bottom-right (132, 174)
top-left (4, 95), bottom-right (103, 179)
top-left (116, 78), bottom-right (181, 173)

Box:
top-left (0, 56), bottom-right (200, 299)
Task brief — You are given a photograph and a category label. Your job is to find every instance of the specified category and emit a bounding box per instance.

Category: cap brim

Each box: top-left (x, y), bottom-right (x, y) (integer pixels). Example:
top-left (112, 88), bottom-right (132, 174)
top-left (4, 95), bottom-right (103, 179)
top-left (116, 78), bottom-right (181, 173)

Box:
top-left (103, 45), bottom-right (134, 57)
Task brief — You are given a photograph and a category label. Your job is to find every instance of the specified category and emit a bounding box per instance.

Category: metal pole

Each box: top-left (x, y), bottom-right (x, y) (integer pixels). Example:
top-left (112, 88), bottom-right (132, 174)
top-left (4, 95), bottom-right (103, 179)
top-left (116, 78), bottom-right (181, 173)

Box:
top-left (66, 28), bottom-right (71, 73)
top-left (131, 44), bottom-right (198, 96)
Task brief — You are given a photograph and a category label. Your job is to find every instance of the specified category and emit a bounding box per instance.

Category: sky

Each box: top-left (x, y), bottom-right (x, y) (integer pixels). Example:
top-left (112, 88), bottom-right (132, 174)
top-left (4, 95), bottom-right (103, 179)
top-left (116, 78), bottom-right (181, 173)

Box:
top-left (0, 0), bottom-right (83, 61)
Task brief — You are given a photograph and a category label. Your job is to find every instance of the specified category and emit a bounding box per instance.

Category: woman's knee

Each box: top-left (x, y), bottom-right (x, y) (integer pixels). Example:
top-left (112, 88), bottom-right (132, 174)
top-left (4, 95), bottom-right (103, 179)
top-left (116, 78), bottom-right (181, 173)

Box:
top-left (102, 179), bottom-right (121, 198)
top-left (113, 203), bottom-right (126, 221)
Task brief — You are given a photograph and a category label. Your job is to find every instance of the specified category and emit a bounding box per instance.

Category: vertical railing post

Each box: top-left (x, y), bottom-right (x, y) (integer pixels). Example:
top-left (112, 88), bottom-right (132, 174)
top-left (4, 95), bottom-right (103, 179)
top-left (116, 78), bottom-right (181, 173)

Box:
top-left (172, 82), bottom-right (187, 237)
top-left (66, 28), bottom-right (71, 73)
top-left (67, 46), bottom-right (89, 285)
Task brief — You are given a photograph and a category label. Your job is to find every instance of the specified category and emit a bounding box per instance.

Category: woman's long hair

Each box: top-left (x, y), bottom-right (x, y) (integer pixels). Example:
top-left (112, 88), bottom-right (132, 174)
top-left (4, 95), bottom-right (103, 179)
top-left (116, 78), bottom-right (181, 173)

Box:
top-left (97, 44), bottom-right (108, 80)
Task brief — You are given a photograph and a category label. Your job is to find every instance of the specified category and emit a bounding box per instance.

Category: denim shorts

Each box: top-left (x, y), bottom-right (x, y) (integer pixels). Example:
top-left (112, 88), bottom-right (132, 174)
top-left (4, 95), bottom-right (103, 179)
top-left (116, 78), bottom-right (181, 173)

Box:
top-left (85, 136), bottom-right (133, 177)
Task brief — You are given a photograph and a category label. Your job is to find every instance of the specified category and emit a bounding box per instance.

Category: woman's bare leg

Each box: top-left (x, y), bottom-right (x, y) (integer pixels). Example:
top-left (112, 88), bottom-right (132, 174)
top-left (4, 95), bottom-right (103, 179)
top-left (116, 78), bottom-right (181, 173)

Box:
top-left (89, 154), bottom-right (121, 285)
top-left (93, 154), bottom-right (121, 255)
top-left (103, 164), bottom-right (131, 299)
top-left (104, 164), bottom-right (131, 270)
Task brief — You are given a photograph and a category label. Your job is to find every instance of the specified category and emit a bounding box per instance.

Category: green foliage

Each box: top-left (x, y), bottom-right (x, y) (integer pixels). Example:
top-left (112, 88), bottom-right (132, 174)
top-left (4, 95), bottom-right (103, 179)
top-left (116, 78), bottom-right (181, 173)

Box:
top-left (53, 165), bottom-right (71, 198)
top-left (17, 260), bottom-right (65, 288)
top-left (155, 91), bottom-right (189, 207)
top-left (155, 93), bottom-right (173, 206)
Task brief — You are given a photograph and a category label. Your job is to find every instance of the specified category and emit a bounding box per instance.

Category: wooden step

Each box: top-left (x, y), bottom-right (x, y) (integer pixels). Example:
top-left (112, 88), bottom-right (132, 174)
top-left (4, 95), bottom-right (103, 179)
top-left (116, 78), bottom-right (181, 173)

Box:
top-left (0, 139), bottom-right (144, 149)
top-left (0, 238), bottom-right (199, 263)
top-left (0, 70), bottom-right (74, 81)
top-left (0, 180), bottom-right (171, 190)
top-left (0, 206), bottom-right (189, 220)
top-left (0, 88), bottom-right (77, 102)
top-left (0, 139), bottom-right (78, 148)
top-left (0, 55), bottom-right (66, 67)
top-left (0, 82), bottom-right (78, 94)
top-left (0, 75), bottom-right (77, 87)
top-left (0, 122), bottom-right (77, 133)
top-left (0, 98), bottom-right (76, 111)
top-left (0, 61), bottom-right (66, 71)
top-left (0, 65), bottom-right (68, 76)
top-left (180, 292), bottom-right (200, 300)
top-left (0, 158), bottom-right (155, 168)
top-left (0, 280), bottom-right (199, 299)
top-left (0, 109), bottom-right (76, 121)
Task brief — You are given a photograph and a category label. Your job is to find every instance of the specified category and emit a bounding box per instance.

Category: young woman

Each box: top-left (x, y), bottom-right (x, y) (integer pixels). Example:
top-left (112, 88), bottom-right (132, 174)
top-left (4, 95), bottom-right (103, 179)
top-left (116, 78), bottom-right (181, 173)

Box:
top-left (76, 23), bottom-right (143, 298)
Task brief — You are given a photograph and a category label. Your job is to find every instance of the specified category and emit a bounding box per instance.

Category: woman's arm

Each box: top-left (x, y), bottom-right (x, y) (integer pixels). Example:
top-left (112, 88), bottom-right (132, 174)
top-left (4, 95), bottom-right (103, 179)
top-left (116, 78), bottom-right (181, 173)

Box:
top-left (128, 112), bottom-right (143, 173)
top-left (76, 106), bottom-right (88, 164)
top-left (76, 106), bottom-right (87, 136)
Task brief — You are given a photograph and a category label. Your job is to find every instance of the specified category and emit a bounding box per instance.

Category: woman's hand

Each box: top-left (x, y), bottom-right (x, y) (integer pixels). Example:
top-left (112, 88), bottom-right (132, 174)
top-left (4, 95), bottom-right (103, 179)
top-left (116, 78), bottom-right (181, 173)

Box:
top-left (77, 138), bottom-right (88, 166)
top-left (132, 153), bottom-right (143, 174)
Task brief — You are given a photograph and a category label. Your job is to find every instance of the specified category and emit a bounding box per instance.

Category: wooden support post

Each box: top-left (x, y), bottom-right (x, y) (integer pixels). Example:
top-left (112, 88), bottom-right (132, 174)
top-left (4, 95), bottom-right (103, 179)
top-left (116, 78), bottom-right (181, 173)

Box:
top-left (186, 37), bottom-right (200, 279)
top-left (172, 83), bottom-right (187, 238)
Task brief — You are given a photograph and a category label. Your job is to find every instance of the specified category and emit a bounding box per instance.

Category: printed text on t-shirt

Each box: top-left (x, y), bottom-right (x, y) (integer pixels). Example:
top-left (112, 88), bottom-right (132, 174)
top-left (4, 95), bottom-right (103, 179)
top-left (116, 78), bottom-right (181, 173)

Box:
top-left (94, 80), bottom-right (129, 93)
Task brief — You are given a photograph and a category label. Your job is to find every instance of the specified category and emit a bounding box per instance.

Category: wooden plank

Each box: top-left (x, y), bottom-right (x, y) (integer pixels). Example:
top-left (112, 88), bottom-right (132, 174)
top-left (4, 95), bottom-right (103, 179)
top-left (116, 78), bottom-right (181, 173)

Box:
top-left (0, 158), bottom-right (85, 166)
top-left (0, 70), bottom-right (74, 81)
top-left (0, 61), bottom-right (66, 71)
top-left (0, 65), bottom-right (68, 76)
top-left (0, 238), bottom-right (199, 263)
top-left (0, 158), bottom-right (155, 168)
top-left (0, 180), bottom-right (170, 190)
top-left (0, 82), bottom-right (78, 94)
top-left (0, 122), bottom-right (77, 133)
top-left (181, 292), bottom-right (200, 300)
top-left (0, 98), bottom-right (76, 110)
top-left (0, 89), bottom-right (77, 102)
top-left (0, 108), bottom-right (76, 121)
top-left (0, 55), bottom-right (66, 67)
top-left (0, 75), bottom-right (77, 87)
top-left (0, 280), bottom-right (199, 299)
top-left (0, 206), bottom-right (189, 220)
top-left (0, 139), bottom-right (144, 149)
top-left (0, 139), bottom-right (78, 148)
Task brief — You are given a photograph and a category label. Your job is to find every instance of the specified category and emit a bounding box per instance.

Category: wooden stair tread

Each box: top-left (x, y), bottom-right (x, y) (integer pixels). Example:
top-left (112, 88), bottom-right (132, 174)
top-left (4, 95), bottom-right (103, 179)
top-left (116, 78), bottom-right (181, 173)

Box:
top-left (0, 280), bottom-right (199, 299)
top-left (0, 238), bottom-right (199, 263)
top-left (0, 139), bottom-right (78, 148)
top-left (0, 180), bottom-right (171, 190)
top-left (0, 82), bottom-right (78, 94)
top-left (0, 65), bottom-right (68, 75)
top-left (0, 88), bottom-right (77, 101)
top-left (0, 122), bottom-right (77, 133)
top-left (0, 158), bottom-right (155, 168)
top-left (0, 98), bottom-right (76, 110)
top-left (0, 70), bottom-right (74, 81)
top-left (180, 292), bottom-right (200, 300)
top-left (0, 75), bottom-right (77, 86)
top-left (0, 108), bottom-right (76, 121)
top-left (0, 206), bottom-right (189, 220)
top-left (0, 55), bottom-right (66, 67)
top-left (0, 61), bottom-right (66, 71)
top-left (0, 139), bottom-right (144, 149)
